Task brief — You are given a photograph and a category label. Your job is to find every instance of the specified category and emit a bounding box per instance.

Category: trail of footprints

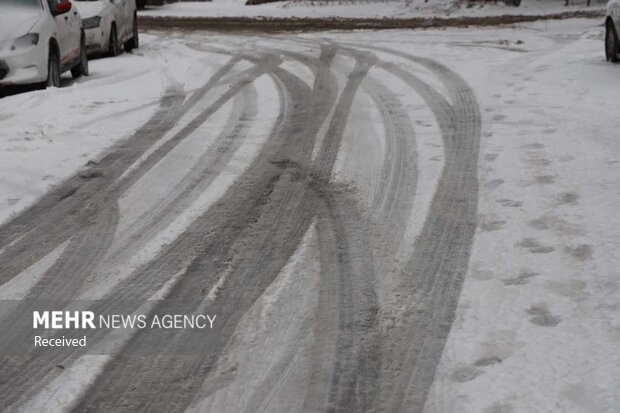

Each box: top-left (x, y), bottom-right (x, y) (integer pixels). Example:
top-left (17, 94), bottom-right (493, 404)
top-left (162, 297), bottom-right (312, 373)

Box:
top-left (450, 77), bottom-right (595, 393)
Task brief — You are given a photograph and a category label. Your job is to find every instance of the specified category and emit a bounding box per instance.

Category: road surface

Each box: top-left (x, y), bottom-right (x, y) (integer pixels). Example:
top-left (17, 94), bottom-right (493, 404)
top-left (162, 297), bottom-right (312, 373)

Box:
top-left (0, 20), bottom-right (618, 413)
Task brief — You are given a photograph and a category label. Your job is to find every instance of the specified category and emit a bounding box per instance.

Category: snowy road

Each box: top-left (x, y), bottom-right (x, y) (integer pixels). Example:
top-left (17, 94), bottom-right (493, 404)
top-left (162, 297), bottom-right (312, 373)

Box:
top-left (0, 19), bottom-right (618, 413)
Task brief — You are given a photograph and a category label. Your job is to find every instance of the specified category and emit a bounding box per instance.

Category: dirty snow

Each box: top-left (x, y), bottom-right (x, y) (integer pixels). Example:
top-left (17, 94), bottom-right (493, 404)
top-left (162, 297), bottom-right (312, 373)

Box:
top-left (141, 0), bottom-right (605, 19)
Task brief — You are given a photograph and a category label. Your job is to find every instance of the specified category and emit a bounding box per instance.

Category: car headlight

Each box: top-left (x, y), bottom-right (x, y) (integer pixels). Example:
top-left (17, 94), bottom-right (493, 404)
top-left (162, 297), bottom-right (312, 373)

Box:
top-left (82, 16), bottom-right (102, 30)
top-left (0, 33), bottom-right (39, 52)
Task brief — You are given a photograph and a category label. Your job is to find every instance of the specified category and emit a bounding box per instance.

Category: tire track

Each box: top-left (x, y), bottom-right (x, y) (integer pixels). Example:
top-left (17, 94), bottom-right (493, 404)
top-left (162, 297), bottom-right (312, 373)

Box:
top-left (276, 44), bottom-right (422, 412)
top-left (113, 53), bottom-right (282, 195)
top-left (96, 46), bottom-right (335, 304)
top-left (299, 39), bottom-right (480, 412)
top-left (0, 58), bottom-right (277, 375)
top-left (103, 83), bottom-right (259, 271)
top-left (0, 84), bottom-right (183, 287)
top-left (310, 61), bottom-right (382, 413)
top-left (362, 75), bottom-right (418, 250)
top-left (0, 53), bottom-right (280, 411)
top-left (229, 46), bottom-right (383, 413)
top-left (185, 46), bottom-right (341, 413)
top-left (202, 43), bottom-right (414, 413)
top-left (277, 49), bottom-right (383, 413)
top-left (359, 47), bottom-right (482, 413)
top-left (68, 59), bottom-right (330, 413)
top-left (0, 39), bottom-right (482, 413)
top-left (69, 45), bottom-right (375, 413)
top-left (276, 41), bottom-right (419, 252)
top-left (0, 205), bottom-right (120, 358)
top-left (0, 53), bottom-right (265, 289)
top-left (306, 191), bottom-right (380, 413)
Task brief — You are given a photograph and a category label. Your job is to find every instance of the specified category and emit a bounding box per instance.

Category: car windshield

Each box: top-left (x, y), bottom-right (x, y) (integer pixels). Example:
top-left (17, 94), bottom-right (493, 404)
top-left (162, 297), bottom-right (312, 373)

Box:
top-left (0, 0), bottom-right (41, 7)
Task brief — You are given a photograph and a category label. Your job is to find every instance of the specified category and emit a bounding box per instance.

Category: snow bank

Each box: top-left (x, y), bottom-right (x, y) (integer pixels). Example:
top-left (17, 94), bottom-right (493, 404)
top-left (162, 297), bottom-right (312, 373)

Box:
top-left (140, 0), bottom-right (605, 19)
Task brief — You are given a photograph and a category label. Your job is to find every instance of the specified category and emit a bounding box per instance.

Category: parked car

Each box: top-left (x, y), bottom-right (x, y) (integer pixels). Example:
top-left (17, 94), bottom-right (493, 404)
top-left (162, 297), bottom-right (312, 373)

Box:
top-left (606, 0), bottom-right (620, 62)
top-left (0, 0), bottom-right (88, 88)
top-left (74, 0), bottom-right (138, 57)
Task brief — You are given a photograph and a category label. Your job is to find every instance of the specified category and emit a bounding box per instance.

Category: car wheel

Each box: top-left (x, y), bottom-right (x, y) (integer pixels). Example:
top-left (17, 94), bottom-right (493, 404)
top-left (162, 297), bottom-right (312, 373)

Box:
top-left (606, 21), bottom-right (619, 62)
top-left (46, 49), bottom-right (61, 88)
top-left (71, 36), bottom-right (89, 78)
top-left (108, 25), bottom-right (119, 57)
top-left (124, 15), bottom-right (139, 52)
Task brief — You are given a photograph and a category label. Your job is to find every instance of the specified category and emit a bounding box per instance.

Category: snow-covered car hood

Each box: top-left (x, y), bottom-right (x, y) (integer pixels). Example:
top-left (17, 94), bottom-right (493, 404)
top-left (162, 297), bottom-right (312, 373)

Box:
top-left (0, 7), bottom-right (42, 42)
top-left (73, 1), bottom-right (109, 19)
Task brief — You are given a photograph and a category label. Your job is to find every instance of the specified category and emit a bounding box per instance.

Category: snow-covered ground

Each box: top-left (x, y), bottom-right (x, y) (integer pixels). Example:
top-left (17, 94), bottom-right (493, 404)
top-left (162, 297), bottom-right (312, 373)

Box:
top-left (361, 19), bottom-right (620, 413)
top-left (0, 34), bottom-right (233, 225)
top-left (141, 0), bottom-right (605, 19)
top-left (0, 17), bottom-right (618, 413)
top-left (208, 20), bottom-right (620, 413)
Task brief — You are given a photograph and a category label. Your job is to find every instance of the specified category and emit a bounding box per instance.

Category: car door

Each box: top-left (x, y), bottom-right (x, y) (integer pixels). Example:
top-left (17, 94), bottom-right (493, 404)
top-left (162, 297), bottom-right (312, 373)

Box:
top-left (122, 0), bottom-right (136, 41)
top-left (111, 0), bottom-right (126, 40)
top-left (65, 1), bottom-right (81, 62)
top-left (612, 0), bottom-right (620, 27)
top-left (48, 0), bottom-right (71, 64)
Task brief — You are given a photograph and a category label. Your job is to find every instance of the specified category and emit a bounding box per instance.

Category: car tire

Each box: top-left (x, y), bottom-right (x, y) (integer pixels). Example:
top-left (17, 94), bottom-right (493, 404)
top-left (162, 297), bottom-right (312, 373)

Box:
top-left (45, 48), bottom-right (61, 89)
top-left (124, 15), bottom-right (139, 52)
top-left (108, 25), bottom-right (119, 57)
top-left (71, 36), bottom-right (89, 79)
top-left (606, 21), bottom-right (619, 63)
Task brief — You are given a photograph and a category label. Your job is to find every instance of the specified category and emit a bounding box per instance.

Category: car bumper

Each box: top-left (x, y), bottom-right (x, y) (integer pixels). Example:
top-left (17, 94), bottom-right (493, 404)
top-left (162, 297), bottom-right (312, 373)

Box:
top-left (0, 44), bottom-right (47, 87)
top-left (85, 27), bottom-right (107, 55)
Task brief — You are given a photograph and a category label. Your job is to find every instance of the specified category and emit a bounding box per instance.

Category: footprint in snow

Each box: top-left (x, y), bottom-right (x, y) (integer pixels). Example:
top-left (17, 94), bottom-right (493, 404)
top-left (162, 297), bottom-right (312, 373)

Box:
top-left (556, 191), bottom-right (579, 205)
top-left (496, 198), bottom-right (522, 208)
top-left (449, 365), bottom-right (483, 383)
top-left (564, 244), bottom-right (593, 261)
top-left (526, 304), bottom-right (561, 327)
top-left (484, 179), bottom-right (505, 190)
top-left (516, 238), bottom-right (555, 254)
top-left (503, 271), bottom-right (539, 286)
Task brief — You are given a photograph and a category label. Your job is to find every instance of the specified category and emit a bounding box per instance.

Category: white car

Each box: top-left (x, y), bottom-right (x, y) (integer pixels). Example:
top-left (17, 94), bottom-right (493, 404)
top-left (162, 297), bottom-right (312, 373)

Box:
top-left (606, 0), bottom-right (620, 62)
top-left (0, 0), bottom-right (88, 88)
top-left (74, 0), bottom-right (138, 57)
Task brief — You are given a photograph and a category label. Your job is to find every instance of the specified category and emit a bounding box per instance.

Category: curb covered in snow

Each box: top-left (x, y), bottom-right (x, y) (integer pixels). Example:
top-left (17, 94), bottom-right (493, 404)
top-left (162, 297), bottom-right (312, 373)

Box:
top-left (138, 9), bottom-right (604, 32)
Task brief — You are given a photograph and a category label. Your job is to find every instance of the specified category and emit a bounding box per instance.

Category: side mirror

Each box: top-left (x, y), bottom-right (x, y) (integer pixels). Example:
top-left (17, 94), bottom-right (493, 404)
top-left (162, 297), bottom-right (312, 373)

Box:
top-left (53, 1), bottom-right (72, 16)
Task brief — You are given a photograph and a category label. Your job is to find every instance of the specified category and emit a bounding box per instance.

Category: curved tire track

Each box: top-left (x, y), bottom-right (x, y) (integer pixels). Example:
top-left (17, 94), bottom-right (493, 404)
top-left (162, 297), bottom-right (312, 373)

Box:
top-left (0, 38), bottom-right (481, 413)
